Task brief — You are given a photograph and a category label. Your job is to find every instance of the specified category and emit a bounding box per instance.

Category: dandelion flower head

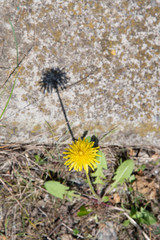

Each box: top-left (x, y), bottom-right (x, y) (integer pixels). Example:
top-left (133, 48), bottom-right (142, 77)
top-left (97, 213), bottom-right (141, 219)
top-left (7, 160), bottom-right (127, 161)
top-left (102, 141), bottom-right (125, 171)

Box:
top-left (63, 138), bottom-right (100, 173)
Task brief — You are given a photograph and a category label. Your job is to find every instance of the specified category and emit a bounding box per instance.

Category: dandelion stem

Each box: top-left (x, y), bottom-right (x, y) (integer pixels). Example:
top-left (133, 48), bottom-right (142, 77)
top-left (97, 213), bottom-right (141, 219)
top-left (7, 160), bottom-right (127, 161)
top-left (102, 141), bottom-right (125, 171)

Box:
top-left (85, 171), bottom-right (102, 202)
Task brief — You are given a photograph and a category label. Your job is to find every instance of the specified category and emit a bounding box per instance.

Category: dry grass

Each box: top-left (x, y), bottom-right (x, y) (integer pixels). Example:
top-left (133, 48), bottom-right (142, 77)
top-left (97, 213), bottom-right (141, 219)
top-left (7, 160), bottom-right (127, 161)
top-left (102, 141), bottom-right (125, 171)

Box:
top-left (0, 143), bottom-right (160, 240)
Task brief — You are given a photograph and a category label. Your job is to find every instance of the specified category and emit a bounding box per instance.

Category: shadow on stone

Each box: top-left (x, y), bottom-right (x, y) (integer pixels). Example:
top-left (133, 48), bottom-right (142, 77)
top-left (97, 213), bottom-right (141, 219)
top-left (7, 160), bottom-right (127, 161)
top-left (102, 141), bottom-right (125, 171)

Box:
top-left (91, 135), bottom-right (99, 147)
top-left (39, 67), bottom-right (75, 141)
top-left (40, 67), bottom-right (69, 92)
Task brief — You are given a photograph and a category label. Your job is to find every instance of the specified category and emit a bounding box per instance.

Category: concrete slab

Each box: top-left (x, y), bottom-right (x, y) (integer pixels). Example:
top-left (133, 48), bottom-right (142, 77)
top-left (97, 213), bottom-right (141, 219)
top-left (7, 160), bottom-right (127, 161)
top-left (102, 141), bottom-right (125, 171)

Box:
top-left (0, 0), bottom-right (160, 146)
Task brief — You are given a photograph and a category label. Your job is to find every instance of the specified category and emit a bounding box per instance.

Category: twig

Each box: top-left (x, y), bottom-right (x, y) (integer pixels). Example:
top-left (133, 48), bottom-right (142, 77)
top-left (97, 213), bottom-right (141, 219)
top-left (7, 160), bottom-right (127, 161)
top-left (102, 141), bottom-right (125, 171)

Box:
top-left (2, 45), bottom-right (33, 87)
top-left (65, 67), bottom-right (98, 89)
top-left (109, 206), bottom-right (151, 240)
top-left (0, 177), bottom-right (36, 229)
top-left (61, 223), bottom-right (84, 238)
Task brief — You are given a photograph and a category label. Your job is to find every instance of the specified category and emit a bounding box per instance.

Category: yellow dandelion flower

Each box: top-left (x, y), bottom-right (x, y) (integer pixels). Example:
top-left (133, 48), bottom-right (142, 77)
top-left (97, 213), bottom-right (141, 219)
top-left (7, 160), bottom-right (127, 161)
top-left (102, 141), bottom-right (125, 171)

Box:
top-left (63, 138), bottom-right (100, 173)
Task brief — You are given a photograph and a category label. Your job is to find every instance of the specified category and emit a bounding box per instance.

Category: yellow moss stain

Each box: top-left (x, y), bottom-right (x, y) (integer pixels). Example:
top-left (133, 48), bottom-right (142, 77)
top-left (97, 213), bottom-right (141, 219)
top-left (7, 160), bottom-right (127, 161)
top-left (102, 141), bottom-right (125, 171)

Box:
top-left (145, 73), bottom-right (152, 81)
top-left (38, 10), bottom-right (46, 19)
top-left (122, 1), bottom-right (129, 9)
top-left (101, 36), bottom-right (118, 52)
top-left (27, 63), bottom-right (33, 71)
top-left (25, 23), bottom-right (32, 33)
top-left (88, 81), bottom-right (98, 88)
top-left (51, 47), bottom-right (57, 55)
top-left (54, 120), bottom-right (66, 127)
top-left (146, 53), bottom-right (152, 60)
top-left (65, 99), bottom-right (72, 107)
top-left (77, 3), bottom-right (82, 15)
top-left (21, 94), bottom-right (28, 101)
top-left (31, 124), bottom-right (41, 133)
top-left (135, 122), bottom-right (160, 137)
top-left (95, 124), bottom-right (105, 132)
top-left (42, 46), bottom-right (49, 53)
top-left (68, 2), bottom-right (74, 11)
top-left (87, 102), bottom-right (93, 109)
top-left (78, 106), bottom-right (84, 120)
top-left (118, 25), bottom-right (128, 34)
top-left (157, 91), bottom-right (160, 100)
top-left (130, 116), bottom-right (134, 121)
top-left (67, 2), bottom-right (81, 15)
top-left (93, 3), bottom-right (103, 14)
top-left (18, 77), bottom-right (27, 87)
top-left (146, 7), bottom-right (158, 17)
top-left (128, 63), bottom-right (138, 69)
top-left (38, 103), bottom-right (50, 114)
top-left (12, 121), bottom-right (18, 127)
top-left (19, 9), bottom-right (28, 22)
top-left (146, 113), bottom-right (152, 120)
top-left (27, 0), bottom-right (33, 4)
top-left (84, 22), bottom-right (94, 29)
top-left (68, 110), bottom-right (76, 117)
top-left (133, 38), bottom-right (144, 45)
top-left (71, 63), bottom-right (85, 75)
top-left (45, 4), bottom-right (54, 13)
top-left (33, 45), bottom-right (39, 52)
top-left (85, 121), bottom-right (105, 133)
top-left (8, 127), bottom-right (18, 137)
top-left (37, 54), bottom-right (45, 64)
top-left (101, 16), bottom-right (108, 24)
top-left (117, 89), bottom-right (124, 96)
top-left (29, 86), bottom-right (32, 91)
top-left (140, 61), bottom-right (147, 69)
top-left (103, 63), bottom-right (109, 71)
top-left (53, 31), bottom-right (62, 42)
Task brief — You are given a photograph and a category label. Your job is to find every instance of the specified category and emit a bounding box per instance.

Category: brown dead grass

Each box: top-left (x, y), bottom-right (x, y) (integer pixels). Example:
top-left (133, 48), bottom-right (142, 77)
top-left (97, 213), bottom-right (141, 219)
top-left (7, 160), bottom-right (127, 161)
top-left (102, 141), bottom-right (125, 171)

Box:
top-left (0, 144), bottom-right (160, 240)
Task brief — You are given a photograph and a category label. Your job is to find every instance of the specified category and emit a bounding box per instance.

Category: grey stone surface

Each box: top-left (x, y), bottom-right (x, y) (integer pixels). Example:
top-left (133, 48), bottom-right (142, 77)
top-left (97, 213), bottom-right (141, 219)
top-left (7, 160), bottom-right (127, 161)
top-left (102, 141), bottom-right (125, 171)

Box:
top-left (0, 0), bottom-right (160, 146)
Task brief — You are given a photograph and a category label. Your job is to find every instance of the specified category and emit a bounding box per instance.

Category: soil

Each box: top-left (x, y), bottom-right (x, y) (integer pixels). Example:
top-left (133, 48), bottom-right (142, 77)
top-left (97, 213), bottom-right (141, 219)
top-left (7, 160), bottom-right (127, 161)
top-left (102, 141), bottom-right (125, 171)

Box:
top-left (0, 143), bottom-right (160, 240)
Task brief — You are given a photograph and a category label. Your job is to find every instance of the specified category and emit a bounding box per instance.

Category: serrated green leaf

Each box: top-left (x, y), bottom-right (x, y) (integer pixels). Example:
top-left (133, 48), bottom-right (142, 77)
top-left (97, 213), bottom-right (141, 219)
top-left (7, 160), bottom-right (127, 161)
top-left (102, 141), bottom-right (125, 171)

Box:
top-left (102, 196), bottom-right (109, 202)
top-left (44, 181), bottom-right (80, 201)
top-left (91, 151), bottom-right (107, 184)
top-left (77, 206), bottom-right (92, 217)
top-left (123, 219), bottom-right (130, 227)
top-left (129, 174), bottom-right (136, 183)
top-left (73, 228), bottom-right (79, 236)
top-left (141, 209), bottom-right (157, 225)
top-left (131, 207), bottom-right (157, 225)
top-left (44, 181), bottom-right (69, 199)
top-left (111, 159), bottom-right (134, 189)
top-left (66, 190), bottom-right (81, 200)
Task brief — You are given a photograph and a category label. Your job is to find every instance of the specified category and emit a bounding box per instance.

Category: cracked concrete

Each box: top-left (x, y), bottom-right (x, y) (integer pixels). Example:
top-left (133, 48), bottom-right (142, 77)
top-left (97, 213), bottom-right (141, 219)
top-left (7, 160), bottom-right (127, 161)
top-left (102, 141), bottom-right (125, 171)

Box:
top-left (0, 0), bottom-right (160, 146)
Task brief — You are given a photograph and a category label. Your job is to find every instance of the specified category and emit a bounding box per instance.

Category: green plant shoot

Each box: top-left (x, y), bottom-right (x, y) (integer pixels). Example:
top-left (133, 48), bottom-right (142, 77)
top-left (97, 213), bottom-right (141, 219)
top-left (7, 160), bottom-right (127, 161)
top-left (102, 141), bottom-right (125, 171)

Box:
top-left (44, 181), bottom-right (80, 200)
top-left (0, 19), bottom-right (19, 122)
top-left (91, 150), bottom-right (107, 184)
top-left (111, 159), bottom-right (134, 190)
top-left (130, 206), bottom-right (157, 225)
top-left (77, 206), bottom-right (92, 217)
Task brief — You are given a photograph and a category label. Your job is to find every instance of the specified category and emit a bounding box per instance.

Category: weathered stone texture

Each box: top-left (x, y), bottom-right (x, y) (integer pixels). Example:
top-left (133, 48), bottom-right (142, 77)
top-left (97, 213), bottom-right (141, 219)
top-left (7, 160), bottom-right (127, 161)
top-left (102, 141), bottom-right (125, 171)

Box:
top-left (0, 0), bottom-right (160, 145)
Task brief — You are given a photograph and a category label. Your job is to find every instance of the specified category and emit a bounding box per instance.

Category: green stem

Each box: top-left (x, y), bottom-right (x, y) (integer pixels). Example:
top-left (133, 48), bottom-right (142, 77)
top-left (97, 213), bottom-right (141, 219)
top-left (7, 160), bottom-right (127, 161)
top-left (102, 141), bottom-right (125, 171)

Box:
top-left (85, 171), bottom-right (102, 202)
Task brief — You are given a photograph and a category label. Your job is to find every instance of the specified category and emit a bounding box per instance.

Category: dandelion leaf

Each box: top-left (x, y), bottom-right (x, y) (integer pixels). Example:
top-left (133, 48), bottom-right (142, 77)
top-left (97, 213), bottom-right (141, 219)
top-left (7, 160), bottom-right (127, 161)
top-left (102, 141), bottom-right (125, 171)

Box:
top-left (111, 159), bottom-right (134, 189)
top-left (44, 181), bottom-right (69, 199)
top-left (66, 190), bottom-right (81, 201)
top-left (91, 151), bottom-right (107, 184)
top-left (45, 181), bottom-right (80, 200)
top-left (77, 206), bottom-right (92, 217)
top-left (131, 206), bottom-right (157, 225)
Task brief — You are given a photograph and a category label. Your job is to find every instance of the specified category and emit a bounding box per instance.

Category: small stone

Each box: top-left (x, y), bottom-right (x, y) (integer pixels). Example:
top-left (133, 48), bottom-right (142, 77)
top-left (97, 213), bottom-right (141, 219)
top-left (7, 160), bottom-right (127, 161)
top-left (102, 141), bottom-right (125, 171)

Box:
top-left (95, 222), bottom-right (118, 240)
